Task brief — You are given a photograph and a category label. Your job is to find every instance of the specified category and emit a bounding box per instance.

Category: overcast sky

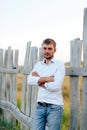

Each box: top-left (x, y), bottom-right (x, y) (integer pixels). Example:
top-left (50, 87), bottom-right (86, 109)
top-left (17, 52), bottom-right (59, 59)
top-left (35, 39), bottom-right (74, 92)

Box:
top-left (0, 0), bottom-right (87, 65)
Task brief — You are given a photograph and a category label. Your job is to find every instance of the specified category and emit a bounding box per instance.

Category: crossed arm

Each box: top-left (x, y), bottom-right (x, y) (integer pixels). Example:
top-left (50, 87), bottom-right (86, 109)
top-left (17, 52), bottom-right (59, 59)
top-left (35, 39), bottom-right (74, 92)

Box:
top-left (32, 71), bottom-right (54, 88)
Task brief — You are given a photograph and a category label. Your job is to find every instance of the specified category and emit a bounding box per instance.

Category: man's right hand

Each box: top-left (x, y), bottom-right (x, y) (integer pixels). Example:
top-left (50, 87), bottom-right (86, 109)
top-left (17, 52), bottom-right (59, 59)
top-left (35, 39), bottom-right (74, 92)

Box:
top-left (38, 76), bottom-right (54, 85)
top-left (47, 76), bottom-right (54, 82)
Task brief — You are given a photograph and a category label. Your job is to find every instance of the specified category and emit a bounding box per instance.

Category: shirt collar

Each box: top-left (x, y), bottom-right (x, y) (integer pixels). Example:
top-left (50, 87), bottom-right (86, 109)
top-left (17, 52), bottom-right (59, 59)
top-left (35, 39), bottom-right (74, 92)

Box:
top-left (41, 58), bottom-right (55, 64)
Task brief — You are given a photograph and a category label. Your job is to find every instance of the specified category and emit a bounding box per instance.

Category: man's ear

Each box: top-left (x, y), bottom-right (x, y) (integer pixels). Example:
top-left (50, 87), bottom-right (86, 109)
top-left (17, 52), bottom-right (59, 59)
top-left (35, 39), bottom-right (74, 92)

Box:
top-left (54, 48), bottom-right (56, 53)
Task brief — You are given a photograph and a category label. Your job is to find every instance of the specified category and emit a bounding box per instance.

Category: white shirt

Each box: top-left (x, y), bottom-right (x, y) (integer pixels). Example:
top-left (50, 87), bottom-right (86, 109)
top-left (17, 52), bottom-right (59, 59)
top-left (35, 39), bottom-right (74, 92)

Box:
top-left (27, 58), bottom-right (65, 106)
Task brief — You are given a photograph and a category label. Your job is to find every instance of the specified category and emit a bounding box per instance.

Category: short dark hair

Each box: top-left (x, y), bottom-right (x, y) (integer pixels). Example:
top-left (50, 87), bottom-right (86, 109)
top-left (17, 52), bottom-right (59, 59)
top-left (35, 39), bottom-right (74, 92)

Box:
top-left (42, 38), bottom-right (56, 47)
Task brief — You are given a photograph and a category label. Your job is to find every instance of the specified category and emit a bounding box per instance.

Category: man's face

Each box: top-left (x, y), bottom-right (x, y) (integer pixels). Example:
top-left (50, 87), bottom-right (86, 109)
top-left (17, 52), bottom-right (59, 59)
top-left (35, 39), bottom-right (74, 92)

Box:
top-left (42, 44), bottom-right (56, 60)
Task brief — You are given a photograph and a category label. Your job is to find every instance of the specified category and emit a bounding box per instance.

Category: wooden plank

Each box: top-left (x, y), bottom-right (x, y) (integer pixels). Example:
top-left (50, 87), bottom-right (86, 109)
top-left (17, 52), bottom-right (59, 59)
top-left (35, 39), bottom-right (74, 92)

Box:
top-left (65, 67), bottom-right (87, 76)
top-left (26, 46), bottom-right (33, 117)
top-left (21, 42), bottom-right (31, 111)
top-left (0, 68), bottom-right (19, 73)
top-left (12, 50), bottom-right (19, 104)
top-left (0, 67), bottom-right (87, 76)
top-left (30, 47), bottom-right (38, 118)
top-left (2, 50), bottom-right (8, 121)
top-left (6, 47), bottom-right (13, 122)
top-left (69, 38), bottom-right (82, 130)
top-left (2, 63), bottom-right (87, 77)
top-left (21, 42), bottom-right (31, 130)
top-left (9, 50), bottom-right (13, 102)
top-left (39, 47), bottom-right (43, 61)
top-left (12, 50), bottom-right (19, 125)
top-left (80, 8), bottom-right (87, 130)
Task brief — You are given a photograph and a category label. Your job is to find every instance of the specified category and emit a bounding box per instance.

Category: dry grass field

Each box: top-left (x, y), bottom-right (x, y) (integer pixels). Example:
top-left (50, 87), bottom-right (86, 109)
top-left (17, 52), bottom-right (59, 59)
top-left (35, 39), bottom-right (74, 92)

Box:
top-left (17, 74), bottom-right (23, 100)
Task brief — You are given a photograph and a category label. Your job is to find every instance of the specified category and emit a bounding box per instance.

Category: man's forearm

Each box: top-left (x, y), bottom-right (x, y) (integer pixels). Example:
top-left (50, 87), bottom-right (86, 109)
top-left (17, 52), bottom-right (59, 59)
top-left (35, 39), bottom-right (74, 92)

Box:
top-left (31, 71), bottom-right (54, 86)
top-left (38, 76), bottom-right (54, 85)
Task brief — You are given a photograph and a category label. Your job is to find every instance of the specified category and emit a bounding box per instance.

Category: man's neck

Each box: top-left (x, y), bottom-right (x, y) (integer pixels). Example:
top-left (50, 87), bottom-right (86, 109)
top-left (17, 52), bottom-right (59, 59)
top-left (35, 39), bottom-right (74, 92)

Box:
top-left (44, 58), bottom-right (53, 64)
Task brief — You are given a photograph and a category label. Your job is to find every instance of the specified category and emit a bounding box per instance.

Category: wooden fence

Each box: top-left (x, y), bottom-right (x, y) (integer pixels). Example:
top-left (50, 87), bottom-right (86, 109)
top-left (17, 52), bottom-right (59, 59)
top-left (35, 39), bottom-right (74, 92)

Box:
top-left (0, 7), bottom-right (87, 130)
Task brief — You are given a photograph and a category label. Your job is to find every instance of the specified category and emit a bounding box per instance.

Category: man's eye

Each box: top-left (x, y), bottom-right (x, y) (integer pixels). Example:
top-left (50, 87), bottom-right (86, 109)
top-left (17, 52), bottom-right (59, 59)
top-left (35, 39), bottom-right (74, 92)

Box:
top-left (48, 48), bottom-right (52, 50)
top-left (43, 47), bottom-right (47, 50)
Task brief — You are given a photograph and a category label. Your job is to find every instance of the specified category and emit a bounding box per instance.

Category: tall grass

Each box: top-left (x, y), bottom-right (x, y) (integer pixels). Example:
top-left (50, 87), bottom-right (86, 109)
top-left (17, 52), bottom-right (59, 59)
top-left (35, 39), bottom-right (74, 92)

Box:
top-left (61, 107), bottom-right (70, 130)
top-left (61, 76), bottom-right (70, 130)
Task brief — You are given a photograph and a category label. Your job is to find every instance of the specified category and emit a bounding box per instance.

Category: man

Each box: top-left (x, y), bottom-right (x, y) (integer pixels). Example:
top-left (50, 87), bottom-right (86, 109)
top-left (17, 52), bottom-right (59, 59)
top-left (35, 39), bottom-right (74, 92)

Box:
top-left (27, 38), bottom-right (65, 130)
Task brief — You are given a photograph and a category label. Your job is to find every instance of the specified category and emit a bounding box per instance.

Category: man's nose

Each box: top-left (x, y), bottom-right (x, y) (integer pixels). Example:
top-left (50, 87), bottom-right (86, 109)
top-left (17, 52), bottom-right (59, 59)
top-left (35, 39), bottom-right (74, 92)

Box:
top-left (45, 48), bottom-right (49, 52)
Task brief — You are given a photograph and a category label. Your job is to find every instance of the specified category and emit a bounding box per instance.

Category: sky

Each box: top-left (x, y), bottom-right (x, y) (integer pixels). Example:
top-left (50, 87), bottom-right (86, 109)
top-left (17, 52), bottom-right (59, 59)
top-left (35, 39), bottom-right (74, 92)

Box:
top-left (0, 0), bottom-right (87, 65)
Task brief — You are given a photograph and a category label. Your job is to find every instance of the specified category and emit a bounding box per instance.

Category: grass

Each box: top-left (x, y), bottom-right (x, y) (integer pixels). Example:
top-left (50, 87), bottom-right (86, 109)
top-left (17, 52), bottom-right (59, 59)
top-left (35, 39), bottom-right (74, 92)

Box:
top-left (0, 119), bottom-right (20, 130)
top-left (61, 76), bottom-right (70, 130)
top-left (0, 75), bottom-right (70, 130)
top-left (61, 107), bottom-right (70, 130)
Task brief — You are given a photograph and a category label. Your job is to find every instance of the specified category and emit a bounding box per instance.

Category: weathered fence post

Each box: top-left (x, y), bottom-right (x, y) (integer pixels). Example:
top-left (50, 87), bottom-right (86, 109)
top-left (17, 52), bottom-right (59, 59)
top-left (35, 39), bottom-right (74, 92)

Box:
top-left (69, 38), bottom-right (82, 130)
top-left (3, 47), bottom-right (13, 123)
top-left (2, 50), bottom-right (7, 121)
top-left (80, 8), bottom-right (87, 130)
top-left (39, 47), bottom-right (43, 61)
top-left (12, 50), bottom-right (19, 105)
top-left (25, 46), bottom-right (38, 130)
top-left (12, 50), bottom-right (19, 125)
top-left (21, 42), bottom-right (31, 130)
top-left (29, 47), bottom-right (38, 119)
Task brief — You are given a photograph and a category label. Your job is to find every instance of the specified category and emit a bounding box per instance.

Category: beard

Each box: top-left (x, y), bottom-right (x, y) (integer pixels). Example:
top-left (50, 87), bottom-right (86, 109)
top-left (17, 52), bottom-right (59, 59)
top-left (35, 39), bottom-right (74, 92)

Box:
top-left (44, 55), bottom-right (54, 60)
